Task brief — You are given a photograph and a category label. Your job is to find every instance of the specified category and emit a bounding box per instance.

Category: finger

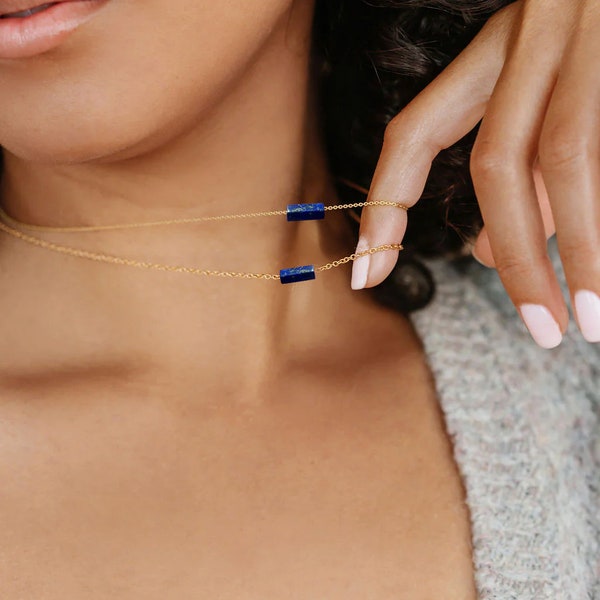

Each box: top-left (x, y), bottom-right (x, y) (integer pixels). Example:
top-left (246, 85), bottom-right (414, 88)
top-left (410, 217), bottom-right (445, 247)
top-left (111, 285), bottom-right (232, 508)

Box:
top-left (538, 1), bottom-right (600, 343)
top-left (350, 2), bottom-right (521, 290)
top-left (468, 0), bottom-right (578, 348)
top-left (472, 164), bottom-right (556, 266)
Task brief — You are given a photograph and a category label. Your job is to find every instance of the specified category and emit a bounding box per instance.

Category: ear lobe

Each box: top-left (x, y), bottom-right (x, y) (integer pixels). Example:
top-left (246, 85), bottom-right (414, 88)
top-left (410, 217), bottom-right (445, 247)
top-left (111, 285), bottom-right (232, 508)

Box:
top-left (470, 163), bottom-right (556, 268)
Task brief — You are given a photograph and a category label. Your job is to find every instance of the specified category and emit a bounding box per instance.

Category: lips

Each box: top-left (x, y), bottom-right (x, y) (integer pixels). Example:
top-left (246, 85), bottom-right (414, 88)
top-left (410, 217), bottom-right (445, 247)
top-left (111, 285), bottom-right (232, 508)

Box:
top-left (0, 2), bottom-right (58, 19)
top-left (0, 0), bottom-right (109, 58)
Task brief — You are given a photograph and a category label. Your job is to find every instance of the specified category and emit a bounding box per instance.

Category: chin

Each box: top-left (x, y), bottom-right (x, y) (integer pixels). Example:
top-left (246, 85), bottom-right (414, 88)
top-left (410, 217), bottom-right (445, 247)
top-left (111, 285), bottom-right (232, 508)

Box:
top-left (0, 74), bottom-right (223, 166)
top-left (2, 132), bottom-right (132, 166)
top-left (0, 107), bottom-right (180, 165)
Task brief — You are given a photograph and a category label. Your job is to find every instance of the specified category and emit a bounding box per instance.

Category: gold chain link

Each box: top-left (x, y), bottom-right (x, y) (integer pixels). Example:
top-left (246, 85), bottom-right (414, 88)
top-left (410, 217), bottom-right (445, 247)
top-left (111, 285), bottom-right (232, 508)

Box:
top-left (0, 218), bottom-right (403, 281)
top-left (0, 200), bottom-right (407, 233)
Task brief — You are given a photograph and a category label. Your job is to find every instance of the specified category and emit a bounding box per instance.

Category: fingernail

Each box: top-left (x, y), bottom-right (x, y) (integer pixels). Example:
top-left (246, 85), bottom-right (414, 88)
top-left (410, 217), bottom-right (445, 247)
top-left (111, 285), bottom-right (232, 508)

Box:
top-left (471, 246), bottom-right (487, 267)
top-left (351, 237), bottom-right (370, 290)
top-left (574, 289), bottom-right (600, 343)
top-left (519, 304), bottom-right (563, 349)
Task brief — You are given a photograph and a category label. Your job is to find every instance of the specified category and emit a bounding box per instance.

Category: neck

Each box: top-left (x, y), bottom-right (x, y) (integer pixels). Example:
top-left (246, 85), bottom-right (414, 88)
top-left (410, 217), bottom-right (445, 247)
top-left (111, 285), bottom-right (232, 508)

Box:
top-left (0, 4), bottom-right (342, 266)
top-left (0, 9), bottom-right (381, 394)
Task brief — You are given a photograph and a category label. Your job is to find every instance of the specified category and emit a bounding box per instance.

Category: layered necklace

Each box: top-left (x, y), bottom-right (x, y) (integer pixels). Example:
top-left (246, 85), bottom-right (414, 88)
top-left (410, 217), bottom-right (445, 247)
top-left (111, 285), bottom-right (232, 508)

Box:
top-left (0, 179), bottom-right (407, 284)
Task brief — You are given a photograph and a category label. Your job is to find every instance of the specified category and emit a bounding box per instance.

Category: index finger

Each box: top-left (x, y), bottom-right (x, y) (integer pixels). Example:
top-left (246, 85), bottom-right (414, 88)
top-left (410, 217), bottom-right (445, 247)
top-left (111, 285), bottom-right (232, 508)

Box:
top-left (351, 2), bottom-right (519, 290)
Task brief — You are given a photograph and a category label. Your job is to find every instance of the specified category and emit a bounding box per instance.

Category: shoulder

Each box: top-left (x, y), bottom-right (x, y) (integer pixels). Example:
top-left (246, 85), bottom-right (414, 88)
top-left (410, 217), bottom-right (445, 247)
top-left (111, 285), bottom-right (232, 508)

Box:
top-left (409, 236), bottom-right (600, 600)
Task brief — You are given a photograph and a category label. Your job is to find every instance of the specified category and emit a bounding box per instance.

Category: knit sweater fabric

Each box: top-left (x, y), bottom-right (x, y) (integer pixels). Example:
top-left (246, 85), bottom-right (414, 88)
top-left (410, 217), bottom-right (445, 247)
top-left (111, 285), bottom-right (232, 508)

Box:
top-left (409, 236), bottom-right (600, 600)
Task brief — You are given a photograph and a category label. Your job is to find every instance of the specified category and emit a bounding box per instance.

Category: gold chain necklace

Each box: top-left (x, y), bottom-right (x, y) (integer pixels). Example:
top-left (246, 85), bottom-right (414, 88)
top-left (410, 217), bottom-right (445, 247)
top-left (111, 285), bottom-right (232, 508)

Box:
top-left (0, 181), bottom-right (407, 284)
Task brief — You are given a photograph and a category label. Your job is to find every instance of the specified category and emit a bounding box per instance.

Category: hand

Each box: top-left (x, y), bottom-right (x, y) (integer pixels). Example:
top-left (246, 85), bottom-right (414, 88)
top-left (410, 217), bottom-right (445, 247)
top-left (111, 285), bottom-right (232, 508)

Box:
top-left (352, 0), bottom-right (600, 349)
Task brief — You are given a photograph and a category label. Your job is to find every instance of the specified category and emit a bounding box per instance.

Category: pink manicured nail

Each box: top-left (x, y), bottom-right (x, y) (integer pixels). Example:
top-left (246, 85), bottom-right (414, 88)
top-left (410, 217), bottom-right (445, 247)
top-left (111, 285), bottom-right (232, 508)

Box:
top-left (574, 290), bottom-right (600, 343)
top-left (351, 238), bottom-right (370, 290)
top-left (519, 304), bottom-right (563, 349)
top-left (471, 246), bottom-right (487, 267)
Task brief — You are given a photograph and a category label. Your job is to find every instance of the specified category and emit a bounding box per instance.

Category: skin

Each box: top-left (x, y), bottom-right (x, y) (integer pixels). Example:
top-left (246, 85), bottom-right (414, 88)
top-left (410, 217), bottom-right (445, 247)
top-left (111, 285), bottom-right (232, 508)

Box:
top-left (355, 0), bottom-right (600, 349)
top-left (0, 0), bottom-right (476, 598)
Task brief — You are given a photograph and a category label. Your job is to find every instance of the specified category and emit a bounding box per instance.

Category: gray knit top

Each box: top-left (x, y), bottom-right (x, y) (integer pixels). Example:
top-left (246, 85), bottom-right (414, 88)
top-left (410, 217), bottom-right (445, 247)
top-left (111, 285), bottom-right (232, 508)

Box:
top-left (409, 236), bottom-right (599, 600)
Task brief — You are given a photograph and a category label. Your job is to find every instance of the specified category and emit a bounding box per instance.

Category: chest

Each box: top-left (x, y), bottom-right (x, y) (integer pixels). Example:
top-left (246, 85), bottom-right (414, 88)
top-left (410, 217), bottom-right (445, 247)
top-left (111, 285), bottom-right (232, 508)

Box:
top-left (0, 369), bottom-right (476, 599)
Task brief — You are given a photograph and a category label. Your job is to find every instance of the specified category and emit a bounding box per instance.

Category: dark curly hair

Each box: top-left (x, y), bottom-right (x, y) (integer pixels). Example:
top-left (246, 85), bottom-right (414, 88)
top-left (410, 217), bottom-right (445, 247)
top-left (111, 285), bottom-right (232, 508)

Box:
top-left (312, 0), bottom-right (515, 311)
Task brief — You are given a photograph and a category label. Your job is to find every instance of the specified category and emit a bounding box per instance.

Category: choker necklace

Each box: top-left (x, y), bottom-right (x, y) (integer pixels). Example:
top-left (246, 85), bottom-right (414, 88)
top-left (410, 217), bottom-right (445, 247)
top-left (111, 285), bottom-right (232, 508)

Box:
top-left (0, 179), bottom-right (407, 284)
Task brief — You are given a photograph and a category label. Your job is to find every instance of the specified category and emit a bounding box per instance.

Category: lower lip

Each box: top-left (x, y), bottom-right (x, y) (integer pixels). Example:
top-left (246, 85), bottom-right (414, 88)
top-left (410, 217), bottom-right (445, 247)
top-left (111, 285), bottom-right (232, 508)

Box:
top-left (0, 0), bottom-right (109, 59)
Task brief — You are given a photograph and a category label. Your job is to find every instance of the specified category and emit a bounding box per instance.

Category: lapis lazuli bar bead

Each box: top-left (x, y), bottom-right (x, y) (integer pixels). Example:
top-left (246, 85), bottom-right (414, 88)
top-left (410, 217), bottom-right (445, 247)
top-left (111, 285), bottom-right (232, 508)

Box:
top-left (286, 203), bottom-right (325, 222)
top-left (280, 265), bottom-right (316, 284)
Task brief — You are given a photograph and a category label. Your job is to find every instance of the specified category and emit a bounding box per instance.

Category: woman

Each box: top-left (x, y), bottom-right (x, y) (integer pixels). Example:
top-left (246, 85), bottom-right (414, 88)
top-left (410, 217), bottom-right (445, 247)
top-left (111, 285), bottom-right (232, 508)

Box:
top-left (0, 0), bottom-right (597, 598)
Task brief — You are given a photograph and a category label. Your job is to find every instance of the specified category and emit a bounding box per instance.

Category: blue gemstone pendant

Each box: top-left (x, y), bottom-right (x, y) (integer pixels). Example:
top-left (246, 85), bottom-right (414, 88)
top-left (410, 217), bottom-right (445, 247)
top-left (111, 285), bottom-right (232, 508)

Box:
top-left (280, 265), bottom-right (316, 284)
top-left (286, 203), bottom-right (325, 222)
